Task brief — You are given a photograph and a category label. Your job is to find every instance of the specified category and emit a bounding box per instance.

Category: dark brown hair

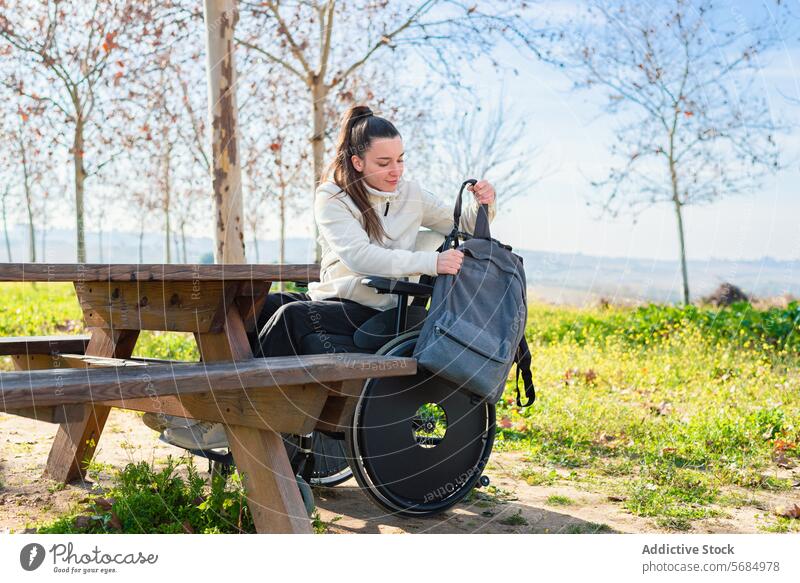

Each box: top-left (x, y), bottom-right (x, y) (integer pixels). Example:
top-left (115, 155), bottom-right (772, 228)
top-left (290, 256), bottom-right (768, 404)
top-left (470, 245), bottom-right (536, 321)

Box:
top-left (321, 105), bottom-right (401, 244)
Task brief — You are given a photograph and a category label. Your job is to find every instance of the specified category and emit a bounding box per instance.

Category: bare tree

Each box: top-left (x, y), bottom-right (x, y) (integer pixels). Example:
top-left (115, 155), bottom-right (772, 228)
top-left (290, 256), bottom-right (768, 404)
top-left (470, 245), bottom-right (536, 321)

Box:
top-left (156, 43), bottom-right (212, 265)
top-left (39, 190), bottom-right (52, 262)
top-left (0, 0), bottom-right (154, 262)
top-left (237, 55), bottom-right (311, 275)
top-left (550, 0), bottom-right (787, 304)
top-left (0, 100), bottom-right (57, 263)
top-left (1, 185), bottom-right (12, 261)
top-left (428, 92), bottom-right (540, 204)
top-left (236, 31), bottom-right (433, 270)
top-left (136, 57), bottom-right (182, 263)
top-left (233, 0), bottom-right (543, 261)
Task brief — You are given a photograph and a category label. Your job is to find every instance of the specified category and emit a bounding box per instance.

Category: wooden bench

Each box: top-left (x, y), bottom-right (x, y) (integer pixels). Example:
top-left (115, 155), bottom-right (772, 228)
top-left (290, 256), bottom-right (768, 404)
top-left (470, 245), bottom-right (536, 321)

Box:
top-left (0, 353), bottom-right (416, 533)
top-left (0, 334), bottom-right (92, 370)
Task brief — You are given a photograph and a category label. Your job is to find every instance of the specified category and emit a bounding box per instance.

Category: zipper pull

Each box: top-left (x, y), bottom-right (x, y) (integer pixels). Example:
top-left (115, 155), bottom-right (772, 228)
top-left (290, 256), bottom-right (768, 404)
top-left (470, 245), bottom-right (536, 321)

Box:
top-left (384, 201), bottom-right (390, 216)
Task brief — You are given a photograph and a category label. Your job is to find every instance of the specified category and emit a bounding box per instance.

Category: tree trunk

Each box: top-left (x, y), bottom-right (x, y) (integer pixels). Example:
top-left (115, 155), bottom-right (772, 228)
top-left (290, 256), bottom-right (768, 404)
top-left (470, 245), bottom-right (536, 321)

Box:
top-left (40, 200), bottom-right (47, 262)
top-left (24, 193), bottom-right (35, 262)
top-left (163, 202), bottom-right (172, 263)
top-left (674, 200), bottom-right (690, 305)
top-left (20, 134), bottom-right (36, 262)
top-left (251, 224), bottom-right (260, 263)
top-left (1, 188), bottom-right (12, 262)
top-left (310, 79), bottom-right (328, 264)
top-left (181, 221), bottom-right (187, 263)
top-left (74, 116), bottom-right (87, 263)
top-left (138, 215), bottom-right (145, 264)
top-left (163, 140), bottom-right (172, 263)
top-left (204, 0), bottom-right (245, 264)
top-left (164, 206), bottom-right (171, 262)
top-left (279, 182), bottom-right (287, 292)
top-left (98, 211), bottom-right (104, 262)
top-left (669, 154), bottom-right (690, 305)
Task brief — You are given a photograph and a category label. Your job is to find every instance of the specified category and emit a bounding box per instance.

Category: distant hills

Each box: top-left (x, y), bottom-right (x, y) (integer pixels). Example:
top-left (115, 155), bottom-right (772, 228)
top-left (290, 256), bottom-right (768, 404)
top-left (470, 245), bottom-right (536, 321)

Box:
top-left (2, 225), bottom-right (798, 305)
top-left (515, 249), bottom-right (799, 305)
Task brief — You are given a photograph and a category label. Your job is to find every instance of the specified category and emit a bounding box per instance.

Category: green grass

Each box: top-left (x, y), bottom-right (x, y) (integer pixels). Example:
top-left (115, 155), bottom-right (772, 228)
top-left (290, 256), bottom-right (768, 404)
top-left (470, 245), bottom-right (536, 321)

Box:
top-left (499, 509), bottom-right (528, 525)
top-left (3, 282), bottom-right (799, 532)
top-left (520, 468), bottom-right (560, 486)
top-left (545, 494), bottom-right (574, 506)
top-left (36, 456), bottom-right (256, 534)
top-left (0, 282), bottom-right (200, 370)
top-left (563, 522), bottom-right (615, 534)
top-left (495, 301), bottom-right (800, 531)
top-left (761, 516), bottom-right (800, 533)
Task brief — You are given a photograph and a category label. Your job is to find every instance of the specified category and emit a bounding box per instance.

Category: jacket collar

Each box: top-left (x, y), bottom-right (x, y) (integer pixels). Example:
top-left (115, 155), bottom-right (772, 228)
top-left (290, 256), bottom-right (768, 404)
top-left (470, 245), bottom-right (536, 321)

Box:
top-left (363, 177), bottom-right (403, 199)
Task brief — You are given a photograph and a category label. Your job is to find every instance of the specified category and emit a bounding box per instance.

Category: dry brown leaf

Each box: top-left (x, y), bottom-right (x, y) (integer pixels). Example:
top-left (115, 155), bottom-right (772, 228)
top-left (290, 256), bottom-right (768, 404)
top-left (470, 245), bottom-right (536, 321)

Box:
top-left (108, 511), bottom-right (122, 531)
top-left (774, 503), bottom-right (800, 519)
top-left (93, 497), bottom-right (114, 510)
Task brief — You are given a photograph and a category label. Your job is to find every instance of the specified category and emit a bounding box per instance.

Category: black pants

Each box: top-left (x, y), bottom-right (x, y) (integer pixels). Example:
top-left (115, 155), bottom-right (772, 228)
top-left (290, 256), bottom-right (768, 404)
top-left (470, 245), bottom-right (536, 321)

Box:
top-left (248, 291), bottom-right (381, 358)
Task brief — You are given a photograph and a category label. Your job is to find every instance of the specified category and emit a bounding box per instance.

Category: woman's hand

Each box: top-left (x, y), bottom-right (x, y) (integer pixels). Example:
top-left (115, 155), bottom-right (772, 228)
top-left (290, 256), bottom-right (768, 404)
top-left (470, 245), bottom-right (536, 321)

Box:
top-left (436, 249), bottom-right (464, 275)
top-left (467, 179), bottom-right (495, 204)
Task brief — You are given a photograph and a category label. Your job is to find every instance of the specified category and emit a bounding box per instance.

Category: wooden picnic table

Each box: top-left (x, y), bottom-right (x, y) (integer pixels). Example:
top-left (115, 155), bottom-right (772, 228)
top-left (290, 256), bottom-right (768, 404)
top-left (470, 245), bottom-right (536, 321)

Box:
top-left (0, 263), bottom-right (417, 533)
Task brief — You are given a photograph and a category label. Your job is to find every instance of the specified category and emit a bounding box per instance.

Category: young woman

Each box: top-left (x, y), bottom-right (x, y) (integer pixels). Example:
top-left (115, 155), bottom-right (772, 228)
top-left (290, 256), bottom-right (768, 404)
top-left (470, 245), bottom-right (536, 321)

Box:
top-left (159, 104), bottom-right (498, 449)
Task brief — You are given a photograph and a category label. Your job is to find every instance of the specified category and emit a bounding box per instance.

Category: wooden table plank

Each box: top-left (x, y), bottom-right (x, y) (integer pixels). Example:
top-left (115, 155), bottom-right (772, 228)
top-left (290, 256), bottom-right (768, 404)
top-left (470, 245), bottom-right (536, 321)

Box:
top-left (0, 354), bottom-right (416, 410)
top-left (0, 263), bottom-right (319, 283)
top-left (75, 280), bottom-right (234, 333)
top-left (101, 382), bottom-right (330, 435)
top-left (0, 335), bottom-right (91, 356)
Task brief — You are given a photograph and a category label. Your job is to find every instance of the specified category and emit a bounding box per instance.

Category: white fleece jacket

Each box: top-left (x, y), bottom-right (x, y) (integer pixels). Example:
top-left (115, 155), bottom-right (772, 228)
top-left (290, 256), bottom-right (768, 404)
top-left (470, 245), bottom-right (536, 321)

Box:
top-left (307, 176), bottom-right (498, 310)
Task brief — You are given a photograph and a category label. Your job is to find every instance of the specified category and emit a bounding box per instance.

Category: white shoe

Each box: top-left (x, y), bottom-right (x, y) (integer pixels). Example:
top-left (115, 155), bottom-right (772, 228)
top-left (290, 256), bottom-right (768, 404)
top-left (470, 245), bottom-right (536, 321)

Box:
top-left (141, 412), bottom-right (197, 433)
top-left (160, 422), bottom-right (229, 450)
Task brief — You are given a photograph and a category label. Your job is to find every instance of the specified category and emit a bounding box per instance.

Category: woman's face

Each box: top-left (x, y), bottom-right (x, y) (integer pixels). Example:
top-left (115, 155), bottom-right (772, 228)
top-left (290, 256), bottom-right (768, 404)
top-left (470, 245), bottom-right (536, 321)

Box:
top-left (352, 136), bottom-right (404, 192)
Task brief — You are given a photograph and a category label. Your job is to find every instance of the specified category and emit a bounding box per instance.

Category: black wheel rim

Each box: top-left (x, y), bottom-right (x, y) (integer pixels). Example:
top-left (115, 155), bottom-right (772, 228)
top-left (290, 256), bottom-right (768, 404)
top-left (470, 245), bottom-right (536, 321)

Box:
top-left (308, 432), bottom-right (352, 486)
top-left (350, 333), bottom-right (495, 515)
top-left (283, 432), bottom-right (352, 487)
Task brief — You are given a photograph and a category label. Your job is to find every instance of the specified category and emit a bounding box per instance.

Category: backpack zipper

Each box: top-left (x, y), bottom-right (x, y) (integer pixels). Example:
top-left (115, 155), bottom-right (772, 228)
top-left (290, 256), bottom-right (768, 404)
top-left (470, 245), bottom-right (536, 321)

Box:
top-left (433, 325), bottom-right (507, 363)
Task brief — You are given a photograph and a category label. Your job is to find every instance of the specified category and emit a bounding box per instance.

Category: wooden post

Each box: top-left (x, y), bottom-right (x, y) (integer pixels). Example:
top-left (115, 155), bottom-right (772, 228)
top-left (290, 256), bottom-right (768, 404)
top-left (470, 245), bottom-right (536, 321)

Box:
top-left (225, 426), bottom-right (314, 533)
top-left (44, 327), bottom-right (140, 483)
top-left (202, 5), bottom-right (312, 528)
top-left (203, 0), bottom-right (245, 264)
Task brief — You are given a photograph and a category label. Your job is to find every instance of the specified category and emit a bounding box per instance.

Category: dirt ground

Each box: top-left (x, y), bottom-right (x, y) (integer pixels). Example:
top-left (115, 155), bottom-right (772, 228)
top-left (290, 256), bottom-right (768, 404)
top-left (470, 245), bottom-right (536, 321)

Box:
top-left (1, 409), bottom-right (797, 534)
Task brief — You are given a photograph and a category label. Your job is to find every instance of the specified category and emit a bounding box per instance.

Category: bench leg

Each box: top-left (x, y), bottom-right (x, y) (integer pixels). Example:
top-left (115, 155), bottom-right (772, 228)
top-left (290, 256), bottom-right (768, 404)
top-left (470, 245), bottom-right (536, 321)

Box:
top-left (224, 425), bottom-right (313, 534)
top-left (44, 404), bottom-right (110, 483)
top-left (43, 327), bottom-right (139, 483)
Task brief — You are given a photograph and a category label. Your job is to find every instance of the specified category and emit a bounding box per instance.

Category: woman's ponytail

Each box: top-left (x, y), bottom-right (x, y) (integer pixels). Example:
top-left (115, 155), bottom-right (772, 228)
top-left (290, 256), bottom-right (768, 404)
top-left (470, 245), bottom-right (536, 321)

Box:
top-left (321, 105), bottom-right (400, 244)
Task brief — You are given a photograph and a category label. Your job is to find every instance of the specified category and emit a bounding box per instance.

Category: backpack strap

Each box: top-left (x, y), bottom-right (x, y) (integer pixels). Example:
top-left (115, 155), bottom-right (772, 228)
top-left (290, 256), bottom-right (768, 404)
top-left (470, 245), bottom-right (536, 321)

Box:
top-left (514, 336), bottom-right (536, 408)
top-left (453, 179), bottom-right (491, 241)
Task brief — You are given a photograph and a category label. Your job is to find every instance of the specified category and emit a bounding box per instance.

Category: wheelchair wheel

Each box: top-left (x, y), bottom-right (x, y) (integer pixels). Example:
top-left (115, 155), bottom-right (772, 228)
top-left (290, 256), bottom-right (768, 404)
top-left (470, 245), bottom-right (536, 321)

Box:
top-left (345, 330), bottom-right (495, 517)
top-left (283, 431), bottom-right (353, 487)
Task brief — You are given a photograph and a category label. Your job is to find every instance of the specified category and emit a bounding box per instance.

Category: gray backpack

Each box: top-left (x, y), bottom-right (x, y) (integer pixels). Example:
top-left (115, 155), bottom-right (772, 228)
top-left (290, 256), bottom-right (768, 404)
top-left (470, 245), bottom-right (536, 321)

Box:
top-left (413, 180), bottom-right (536, 406)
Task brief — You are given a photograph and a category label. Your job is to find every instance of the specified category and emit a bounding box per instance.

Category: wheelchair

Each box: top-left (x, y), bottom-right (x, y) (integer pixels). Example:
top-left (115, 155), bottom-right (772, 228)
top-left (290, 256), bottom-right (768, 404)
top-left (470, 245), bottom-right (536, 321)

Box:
top-left (187, 231), bottom-right (496, 518)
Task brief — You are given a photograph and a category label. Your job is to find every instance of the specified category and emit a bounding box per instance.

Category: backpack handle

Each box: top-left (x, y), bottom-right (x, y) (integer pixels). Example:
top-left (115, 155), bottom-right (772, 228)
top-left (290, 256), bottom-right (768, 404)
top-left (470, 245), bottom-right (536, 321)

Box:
top-left (453, 178), bottom-right (491, 243)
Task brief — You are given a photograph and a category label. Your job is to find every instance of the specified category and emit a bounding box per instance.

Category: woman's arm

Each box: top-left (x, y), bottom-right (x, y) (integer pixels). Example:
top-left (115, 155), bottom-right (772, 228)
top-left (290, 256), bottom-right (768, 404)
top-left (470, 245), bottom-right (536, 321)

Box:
top-left (316, 193), bottom-right (440, 277)
top-left (420, 184), bottom-right (497, 236)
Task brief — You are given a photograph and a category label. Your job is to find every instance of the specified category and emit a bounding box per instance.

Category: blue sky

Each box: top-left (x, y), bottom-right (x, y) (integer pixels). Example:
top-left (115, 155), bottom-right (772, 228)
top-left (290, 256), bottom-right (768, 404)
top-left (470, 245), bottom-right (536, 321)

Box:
top-left (34, 1), bottom-right (799, 263)
top-left (464, 1), bottom-right (800, 262)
